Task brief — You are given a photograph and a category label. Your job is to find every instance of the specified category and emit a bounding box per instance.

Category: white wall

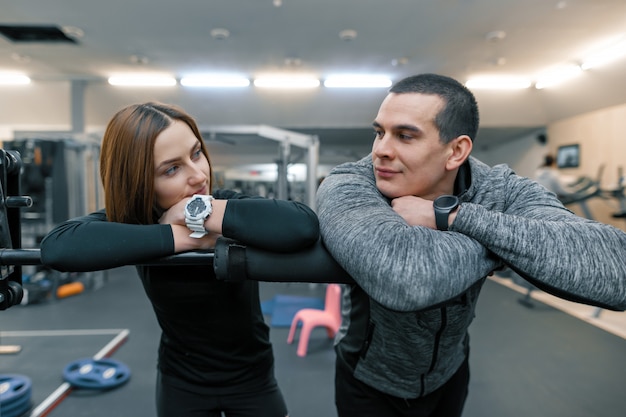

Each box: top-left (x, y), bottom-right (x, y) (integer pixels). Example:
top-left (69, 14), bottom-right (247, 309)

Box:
top-left (471, 132), bottom-right (546, 179)
top-left (475, 105), bottom-right (626, 231)
top-left (0, 82), bottom-right (72, 136)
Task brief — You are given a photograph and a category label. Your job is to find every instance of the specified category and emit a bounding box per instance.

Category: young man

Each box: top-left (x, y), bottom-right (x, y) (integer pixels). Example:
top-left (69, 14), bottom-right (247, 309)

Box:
top-left (316, 73), bottom-right (626, 417)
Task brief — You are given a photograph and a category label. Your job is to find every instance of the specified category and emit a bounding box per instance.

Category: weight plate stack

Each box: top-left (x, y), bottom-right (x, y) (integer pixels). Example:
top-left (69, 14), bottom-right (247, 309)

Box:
top-left (0, 374), bottom-right (32, 417)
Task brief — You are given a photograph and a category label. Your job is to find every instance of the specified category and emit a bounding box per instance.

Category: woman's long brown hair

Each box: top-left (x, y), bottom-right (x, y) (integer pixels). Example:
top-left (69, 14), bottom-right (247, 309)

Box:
top-left (99, 102), bottom-right (212, 224)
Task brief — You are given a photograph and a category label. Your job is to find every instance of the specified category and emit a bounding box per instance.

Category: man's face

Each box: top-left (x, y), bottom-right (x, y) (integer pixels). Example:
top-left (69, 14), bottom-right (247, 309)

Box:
top-left (371, 92), bottom-right (456, 200)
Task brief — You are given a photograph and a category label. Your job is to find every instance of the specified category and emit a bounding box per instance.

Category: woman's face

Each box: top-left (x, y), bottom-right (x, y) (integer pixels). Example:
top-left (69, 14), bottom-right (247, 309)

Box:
top-left (153, 120), bottom-right (211, 210)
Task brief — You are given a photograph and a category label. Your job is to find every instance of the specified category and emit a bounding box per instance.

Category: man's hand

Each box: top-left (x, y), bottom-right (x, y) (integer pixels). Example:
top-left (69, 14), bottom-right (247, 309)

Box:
top-left (392, 195), bottom-right (460, 230)
top-left (391, 196), bottom-right (437, 228)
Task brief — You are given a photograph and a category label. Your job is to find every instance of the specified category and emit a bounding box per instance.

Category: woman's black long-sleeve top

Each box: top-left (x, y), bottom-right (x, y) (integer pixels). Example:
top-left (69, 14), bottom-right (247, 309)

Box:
top-left (40, 190), bottom-right (319, 391)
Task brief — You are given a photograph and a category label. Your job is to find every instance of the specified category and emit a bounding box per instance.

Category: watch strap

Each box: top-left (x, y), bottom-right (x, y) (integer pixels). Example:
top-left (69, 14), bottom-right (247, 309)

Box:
top-left (435, 211), bottom-right (449, 231)
top-left (187, 217), bottom-right (207, 238)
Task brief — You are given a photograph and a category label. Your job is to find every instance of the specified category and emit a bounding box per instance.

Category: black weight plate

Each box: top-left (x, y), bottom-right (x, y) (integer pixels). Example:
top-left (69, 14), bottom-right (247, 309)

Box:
top-left (63, 358), bottom-right (131, 390)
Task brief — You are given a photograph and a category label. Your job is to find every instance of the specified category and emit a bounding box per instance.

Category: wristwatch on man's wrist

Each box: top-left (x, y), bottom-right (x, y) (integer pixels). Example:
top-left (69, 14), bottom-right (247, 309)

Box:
top-left (433, 195), bottom-right (460, 231)
top-left (184, 194), bottom-right (214, 238)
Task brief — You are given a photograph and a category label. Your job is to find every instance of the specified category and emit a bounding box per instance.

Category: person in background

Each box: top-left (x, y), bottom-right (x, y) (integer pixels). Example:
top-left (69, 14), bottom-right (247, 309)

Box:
top-left (316, 73), bottom-right (626, 417)
top-left (534, 153), bottom-right (577, 197)
top-left (40, 102), bottom-right (320, 417)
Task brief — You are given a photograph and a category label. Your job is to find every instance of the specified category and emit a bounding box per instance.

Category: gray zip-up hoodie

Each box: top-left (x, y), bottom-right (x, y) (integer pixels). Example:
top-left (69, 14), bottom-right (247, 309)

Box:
top-left (317, 155), bottom-right (626, 399)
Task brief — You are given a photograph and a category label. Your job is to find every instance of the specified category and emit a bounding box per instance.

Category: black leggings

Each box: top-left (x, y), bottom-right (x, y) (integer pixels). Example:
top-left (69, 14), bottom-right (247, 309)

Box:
top-left (335, 356), bottom-right (470, 417)
top-left (156, 371), bottom-right (289, 417)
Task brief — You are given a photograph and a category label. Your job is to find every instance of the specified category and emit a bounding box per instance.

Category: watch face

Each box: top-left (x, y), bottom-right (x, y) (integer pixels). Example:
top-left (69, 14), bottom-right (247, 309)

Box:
top-left (187, 198), bottom-right (206, 217)
top-left (435, 195), bottom-right (459, 210)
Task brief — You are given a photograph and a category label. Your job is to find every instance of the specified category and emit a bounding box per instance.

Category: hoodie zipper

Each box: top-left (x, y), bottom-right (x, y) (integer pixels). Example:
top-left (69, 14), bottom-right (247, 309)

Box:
top-left (419, 306), bottom-right (447, 396)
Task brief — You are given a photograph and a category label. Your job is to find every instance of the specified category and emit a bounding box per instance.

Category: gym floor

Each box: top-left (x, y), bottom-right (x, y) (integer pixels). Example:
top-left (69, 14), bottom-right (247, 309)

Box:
top-left (1, 266), bottom-right (625, 417)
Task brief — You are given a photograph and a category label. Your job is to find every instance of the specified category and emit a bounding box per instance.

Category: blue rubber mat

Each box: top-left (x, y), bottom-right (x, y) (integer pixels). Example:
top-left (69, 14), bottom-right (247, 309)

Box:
top-left (261, 294), bottom-right (324, 327)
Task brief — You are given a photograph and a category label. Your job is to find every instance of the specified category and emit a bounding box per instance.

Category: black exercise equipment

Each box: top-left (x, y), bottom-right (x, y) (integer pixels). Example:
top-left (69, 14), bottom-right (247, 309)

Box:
top-left (214, 237), bottom-right (353, 284)
top-left (609, 167), bottom-right (625, 219)
top-left (0, 149), bottom-right (33, 311)
top-left (558, 165), bottom-right (626, 221)
top-left (557, 166), bottom-right (604, 218)
top-left (0, 237), bottom-right (353, 284)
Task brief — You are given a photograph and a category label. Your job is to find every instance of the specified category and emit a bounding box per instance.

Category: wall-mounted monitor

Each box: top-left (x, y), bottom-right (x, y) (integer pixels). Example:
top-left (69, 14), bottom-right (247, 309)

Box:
top-left (556, 144), bottom-right (580, 168)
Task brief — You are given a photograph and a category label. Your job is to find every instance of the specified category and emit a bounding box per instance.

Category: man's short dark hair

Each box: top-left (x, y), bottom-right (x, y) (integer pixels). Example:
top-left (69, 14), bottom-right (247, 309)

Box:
top-left (389, 74), bottom-right (479, 143)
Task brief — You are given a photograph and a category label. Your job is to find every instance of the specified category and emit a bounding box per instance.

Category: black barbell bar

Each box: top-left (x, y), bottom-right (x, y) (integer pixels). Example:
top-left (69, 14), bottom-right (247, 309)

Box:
top-left (0, 248), bottom-right (215, 267)
top-left (0, 238), bottom-right (353, 311)
top-left (0, 249), bottom-right (215, 310)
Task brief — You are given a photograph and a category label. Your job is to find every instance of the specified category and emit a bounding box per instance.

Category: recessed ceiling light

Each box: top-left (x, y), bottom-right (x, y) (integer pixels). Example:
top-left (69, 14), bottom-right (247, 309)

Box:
top-left (210, 28), bottom-right (230, 40)
top-left (339, 29), bottom-right (357, 41)
top-left (284, 57), bottom-right (303, 67)
top-left (485, 30), bottom-right (506, 42)
top-left (61, 25), bottom-right (84, 39)
top-left (11, 52), bottom-right (31, 63)
top-left (130, 54), bottom-right (149, 65)
top-left (493, 57), bottom-right (507, 66)
top-left (391, 57), bottom-right (409, 67)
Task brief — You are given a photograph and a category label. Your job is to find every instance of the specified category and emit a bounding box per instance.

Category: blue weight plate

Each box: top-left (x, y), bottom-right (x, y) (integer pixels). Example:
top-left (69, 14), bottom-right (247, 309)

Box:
top-left (0, 374), bottom-right (32, 406)
top-left (0, 387), bottom-right (32, 417)
top-left (63, 358), bottom-right (131, 390)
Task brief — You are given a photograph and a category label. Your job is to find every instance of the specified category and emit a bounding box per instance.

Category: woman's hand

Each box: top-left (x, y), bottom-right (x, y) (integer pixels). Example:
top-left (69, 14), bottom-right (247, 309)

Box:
top-left (170, 224), bottom-right (219, 252)
top-left (159, 198), bottom-right (223, 253)
top-left (159, 199), bottom-right (188, 227)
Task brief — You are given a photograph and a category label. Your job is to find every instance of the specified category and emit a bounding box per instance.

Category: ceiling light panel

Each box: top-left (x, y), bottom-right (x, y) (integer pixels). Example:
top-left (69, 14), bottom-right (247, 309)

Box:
top-left (465, 76), bottom-right (531, 90)
top-left (181, 75), bottom-right (250, 87)
top-left (0, 73), bottom-right (31, 85)
top-left (534, 64), bottom-right (582, 89)
top-left (581, 39), bottom-right (626, 70)
top-left (108, 75), bottom-right (177, 87)
top-left (253, 75), bottom-right (320, 89)
top-left (324, 75), bottom-right (392, 88)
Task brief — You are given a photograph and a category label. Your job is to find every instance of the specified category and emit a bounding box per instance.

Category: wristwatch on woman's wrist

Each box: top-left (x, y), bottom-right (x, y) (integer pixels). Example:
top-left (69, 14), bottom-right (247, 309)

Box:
top-left (433, 195), bottom-right (460, 231)
top-left (184, 195), bottom-right (214, 238)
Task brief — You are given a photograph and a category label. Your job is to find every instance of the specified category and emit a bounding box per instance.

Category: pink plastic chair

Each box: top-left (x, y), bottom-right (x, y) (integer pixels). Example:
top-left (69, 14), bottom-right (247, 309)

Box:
top-left (287, 284), bottom-right (342, 357)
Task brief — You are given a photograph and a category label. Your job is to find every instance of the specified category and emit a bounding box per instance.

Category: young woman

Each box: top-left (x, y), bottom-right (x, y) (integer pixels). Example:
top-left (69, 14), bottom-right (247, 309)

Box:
top-left (40, 102), bottom-right (320, 417)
